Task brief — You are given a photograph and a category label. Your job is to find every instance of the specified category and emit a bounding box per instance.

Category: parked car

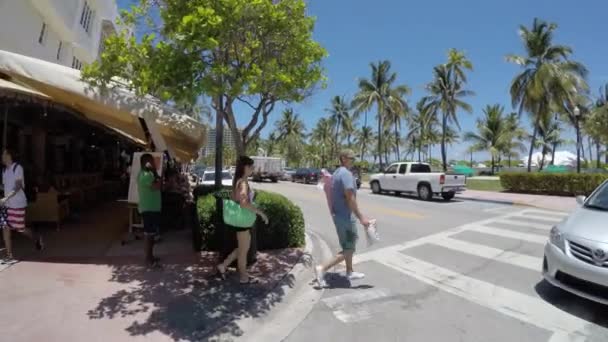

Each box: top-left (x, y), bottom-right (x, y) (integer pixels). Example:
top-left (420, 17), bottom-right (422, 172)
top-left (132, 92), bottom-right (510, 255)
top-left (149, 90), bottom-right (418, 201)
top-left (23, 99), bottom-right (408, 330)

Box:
top-left (200, 170), bottom-right (233, 187)
top-left (543, 180), bottom-right (608, 305)
top-left (369, 162), bottom-right (466, 201)
top-left (281, 167), bottom-right (296, 181)
top-left (292, 168), bottom-right (321, 184)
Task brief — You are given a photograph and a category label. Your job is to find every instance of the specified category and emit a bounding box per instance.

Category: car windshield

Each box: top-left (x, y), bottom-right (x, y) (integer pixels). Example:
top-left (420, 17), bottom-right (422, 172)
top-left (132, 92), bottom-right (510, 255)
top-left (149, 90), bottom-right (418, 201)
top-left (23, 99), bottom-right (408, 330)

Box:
top-left (203, 172), bottom-right (232, 181)
top-left (585, 182), bottom-right (608, 211)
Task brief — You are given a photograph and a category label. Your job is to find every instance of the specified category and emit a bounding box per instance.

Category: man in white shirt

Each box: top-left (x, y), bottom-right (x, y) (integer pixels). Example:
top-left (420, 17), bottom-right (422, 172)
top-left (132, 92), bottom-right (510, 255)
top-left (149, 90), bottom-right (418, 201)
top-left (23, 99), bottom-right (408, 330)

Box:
top-left (1, 149), bottom-right (43, 261)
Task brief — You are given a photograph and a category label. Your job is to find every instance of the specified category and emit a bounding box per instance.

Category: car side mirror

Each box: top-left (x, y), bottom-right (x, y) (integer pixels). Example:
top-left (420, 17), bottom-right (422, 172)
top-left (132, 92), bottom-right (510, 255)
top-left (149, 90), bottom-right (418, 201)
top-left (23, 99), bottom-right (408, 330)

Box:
top-left (576, 196), bottom-right (586, 205)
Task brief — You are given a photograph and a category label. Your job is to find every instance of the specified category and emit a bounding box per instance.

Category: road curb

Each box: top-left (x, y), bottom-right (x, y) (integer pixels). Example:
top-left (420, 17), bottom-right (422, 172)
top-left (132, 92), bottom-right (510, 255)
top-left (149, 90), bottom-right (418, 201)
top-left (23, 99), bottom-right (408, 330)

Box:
top-left (210, 230), bottom-right (332, 342)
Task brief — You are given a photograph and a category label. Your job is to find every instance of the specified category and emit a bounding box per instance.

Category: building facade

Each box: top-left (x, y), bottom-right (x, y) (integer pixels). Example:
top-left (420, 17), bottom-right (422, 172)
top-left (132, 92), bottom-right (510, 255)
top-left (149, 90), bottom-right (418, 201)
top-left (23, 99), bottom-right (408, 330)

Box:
top-left (0, 0), bottom-right (122, 70)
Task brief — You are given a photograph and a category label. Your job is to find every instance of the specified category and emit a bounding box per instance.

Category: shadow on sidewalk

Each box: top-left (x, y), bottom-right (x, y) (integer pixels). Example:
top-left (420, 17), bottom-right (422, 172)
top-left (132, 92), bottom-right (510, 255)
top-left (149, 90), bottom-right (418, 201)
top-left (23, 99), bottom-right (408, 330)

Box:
top-left (86, 249), bottom-right (303, 341)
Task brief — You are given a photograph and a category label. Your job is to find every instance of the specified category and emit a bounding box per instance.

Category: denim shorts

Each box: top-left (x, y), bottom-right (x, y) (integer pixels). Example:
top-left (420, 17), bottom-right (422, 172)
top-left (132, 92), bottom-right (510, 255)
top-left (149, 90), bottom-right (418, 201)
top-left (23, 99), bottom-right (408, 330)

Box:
top-left (141, 212), bottom-right (161, 236)
top-left (333, 215), bottom-right (358, 252)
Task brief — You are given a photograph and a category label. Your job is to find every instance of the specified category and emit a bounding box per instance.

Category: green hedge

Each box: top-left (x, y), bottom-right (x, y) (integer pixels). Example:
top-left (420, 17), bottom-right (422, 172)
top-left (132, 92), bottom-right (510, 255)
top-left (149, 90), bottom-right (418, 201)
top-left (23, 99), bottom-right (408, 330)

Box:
top-left (500, 172), bottom-right (608, 196)
top-left (196, 189), bottom-right (305, 250)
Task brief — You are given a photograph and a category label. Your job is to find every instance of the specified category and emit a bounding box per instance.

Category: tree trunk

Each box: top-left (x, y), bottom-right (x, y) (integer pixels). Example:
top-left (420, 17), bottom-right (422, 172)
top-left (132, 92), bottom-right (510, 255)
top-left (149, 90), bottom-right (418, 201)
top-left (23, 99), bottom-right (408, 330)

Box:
top-left (576, 123), bottom-right (581, 173)
top-left (333, 119), bottom-right (341, 160)
top-left (394, 123), bottom-right (400, 162)
top-left (588, 136), bottom-right (593, 168)
top-left (491, 155), bottom-right (495, 175)
top-left (606, 144), bottom-right (608, 165)
top-left (441, 113), bottom-right (448, 172)
top-left (377, 110), bottom-right (383, 170)
top-left (508, 154), bottom-right (511, 168)
top-left (551, 142), bottom-right (557, 166)
top-left (596, 141), bottom-right (601, 169)
top-left (539, 145), bottom-right (547, 171)
top-left (418, 142), bottom-right (422, 162)
top-left (527, 117), bottom-right (540, 172)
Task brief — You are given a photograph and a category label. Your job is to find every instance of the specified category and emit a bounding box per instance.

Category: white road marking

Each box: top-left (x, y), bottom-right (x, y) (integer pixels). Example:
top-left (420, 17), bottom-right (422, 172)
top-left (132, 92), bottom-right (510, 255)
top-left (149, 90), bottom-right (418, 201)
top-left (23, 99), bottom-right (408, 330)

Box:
top-left (517, 213), bottom-right (566, 223)
top-left (429, 237), bottom-right (542, 271)
top-left (467, 225), bottom-right (548, 244)
top-left (373, 251), bottom-right (590, 337)
top-left (522, 209), bottom-right (570, 218)
top-left (493, 219), bottom-right (554, 231)
top-left (322, 288), bottom-right (391, 323)
top-left (322, 288), bottom-right (390, 308)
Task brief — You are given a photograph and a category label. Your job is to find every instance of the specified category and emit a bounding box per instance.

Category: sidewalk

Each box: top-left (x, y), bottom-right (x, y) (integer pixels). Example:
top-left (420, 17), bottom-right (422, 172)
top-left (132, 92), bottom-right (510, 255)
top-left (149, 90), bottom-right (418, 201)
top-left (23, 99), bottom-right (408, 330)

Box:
top-left (360, 182), bottom-right (577, 212)
top-left (456, 190), bottom-right (577, 212)
top-left (0, 201), bottom-right (305, 342)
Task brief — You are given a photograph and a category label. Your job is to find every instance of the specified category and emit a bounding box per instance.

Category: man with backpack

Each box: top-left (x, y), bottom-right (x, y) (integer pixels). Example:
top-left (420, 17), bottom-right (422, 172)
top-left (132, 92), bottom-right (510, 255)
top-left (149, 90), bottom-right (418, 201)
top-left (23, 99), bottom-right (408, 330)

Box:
top-left (1, 148), bottom-right (43, 262)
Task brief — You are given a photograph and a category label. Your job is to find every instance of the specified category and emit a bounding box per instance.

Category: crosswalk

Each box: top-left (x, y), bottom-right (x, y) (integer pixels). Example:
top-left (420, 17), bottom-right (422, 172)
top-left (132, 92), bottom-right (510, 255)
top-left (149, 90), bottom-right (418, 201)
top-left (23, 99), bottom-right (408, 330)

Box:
top-left (319, 208), bottom-right (608, 340)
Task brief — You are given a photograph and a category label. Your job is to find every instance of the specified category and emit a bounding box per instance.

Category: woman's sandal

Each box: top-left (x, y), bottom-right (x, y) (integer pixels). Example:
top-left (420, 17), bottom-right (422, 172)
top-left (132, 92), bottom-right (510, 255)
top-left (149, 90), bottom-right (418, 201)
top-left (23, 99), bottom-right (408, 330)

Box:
top-left (216, 265), bottom-right (227, 280)
top-left (239, 276), bottom-right (259, 285)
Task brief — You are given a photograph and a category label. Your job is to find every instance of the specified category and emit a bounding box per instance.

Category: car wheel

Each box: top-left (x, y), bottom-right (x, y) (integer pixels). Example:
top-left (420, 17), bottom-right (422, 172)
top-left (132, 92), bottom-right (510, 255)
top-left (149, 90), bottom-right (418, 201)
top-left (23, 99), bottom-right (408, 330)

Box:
top-left (271, 177), bottom-right (278, 183)
top-left (371, 181), bottom-right (381, 194)
top-left (417, 184), bottom-right (433, 201)
top-left (442, 192), bottom-right (455, 201)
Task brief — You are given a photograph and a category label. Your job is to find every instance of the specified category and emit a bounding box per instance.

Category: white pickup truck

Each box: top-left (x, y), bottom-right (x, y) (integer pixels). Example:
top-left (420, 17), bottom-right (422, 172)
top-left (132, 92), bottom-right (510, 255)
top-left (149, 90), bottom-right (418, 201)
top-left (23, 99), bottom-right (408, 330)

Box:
top-left (369, 162), bottom-right (466, 201)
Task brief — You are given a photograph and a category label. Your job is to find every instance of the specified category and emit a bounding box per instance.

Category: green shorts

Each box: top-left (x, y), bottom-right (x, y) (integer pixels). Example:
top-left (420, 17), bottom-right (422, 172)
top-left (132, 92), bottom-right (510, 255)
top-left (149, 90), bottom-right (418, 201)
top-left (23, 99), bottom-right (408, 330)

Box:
top-left (333, 215), bottom-right (358, 252)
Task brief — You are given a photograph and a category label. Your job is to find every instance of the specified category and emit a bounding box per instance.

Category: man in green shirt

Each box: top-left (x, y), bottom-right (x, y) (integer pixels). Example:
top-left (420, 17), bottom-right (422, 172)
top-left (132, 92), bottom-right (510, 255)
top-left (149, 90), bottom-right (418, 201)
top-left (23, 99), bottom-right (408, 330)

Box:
top-left (138, 153), bottom-right (162, 268)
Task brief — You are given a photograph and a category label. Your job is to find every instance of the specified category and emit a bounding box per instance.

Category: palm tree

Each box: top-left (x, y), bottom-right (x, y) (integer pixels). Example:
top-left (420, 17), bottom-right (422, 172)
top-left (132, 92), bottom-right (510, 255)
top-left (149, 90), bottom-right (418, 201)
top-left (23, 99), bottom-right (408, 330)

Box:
top-left (464, 104), bottom-right (512, 174)
top-left (507, 18), bottom-right (588, 172)
top-left (423, 61), bottom-right (474, 171)
top-left (352, 60), bottom-right (410, 169)
top-left (356, 126), bottom-right (374, 161)
top-left (326, 96), bottom-right (352, 158)
top-left (407, 98), bottom-right (439, 162)
top-left (502, 112), bottom-right (528, 167)
top-left (275, 109), bottom-right (307, 166)
top-left (587, 84), bottom-right (608, 166)
top-left (311, 117), bottom-right (334, 167)
top-left (384, 87), bottom-right (411, 160)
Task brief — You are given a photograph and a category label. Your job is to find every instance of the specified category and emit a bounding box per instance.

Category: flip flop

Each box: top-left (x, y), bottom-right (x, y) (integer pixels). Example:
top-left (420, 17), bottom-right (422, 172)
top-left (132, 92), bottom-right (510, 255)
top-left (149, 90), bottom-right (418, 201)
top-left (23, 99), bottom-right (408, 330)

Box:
top-left (239, 276), bottom-right (259, 285)
top-left (216, 265), bottom-right (227, 280)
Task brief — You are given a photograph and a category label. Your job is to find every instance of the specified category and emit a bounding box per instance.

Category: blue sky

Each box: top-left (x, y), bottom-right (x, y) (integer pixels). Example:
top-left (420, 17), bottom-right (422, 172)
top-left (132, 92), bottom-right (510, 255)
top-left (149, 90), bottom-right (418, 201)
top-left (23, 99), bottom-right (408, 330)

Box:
top-left (118, 0), bottom-right (608, 161)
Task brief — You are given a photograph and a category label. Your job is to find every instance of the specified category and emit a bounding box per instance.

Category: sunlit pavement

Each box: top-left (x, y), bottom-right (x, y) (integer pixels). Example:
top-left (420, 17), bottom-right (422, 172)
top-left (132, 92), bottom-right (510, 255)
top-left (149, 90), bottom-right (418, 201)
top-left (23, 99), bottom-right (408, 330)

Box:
top-left (255, 182), bottom-right (608, 342)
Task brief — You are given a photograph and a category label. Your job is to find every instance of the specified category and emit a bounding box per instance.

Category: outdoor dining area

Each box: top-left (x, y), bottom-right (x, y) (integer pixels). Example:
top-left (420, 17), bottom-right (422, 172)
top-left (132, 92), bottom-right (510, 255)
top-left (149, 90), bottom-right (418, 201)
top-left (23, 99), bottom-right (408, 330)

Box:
top-left (0, 49), bottom-right (206, 254)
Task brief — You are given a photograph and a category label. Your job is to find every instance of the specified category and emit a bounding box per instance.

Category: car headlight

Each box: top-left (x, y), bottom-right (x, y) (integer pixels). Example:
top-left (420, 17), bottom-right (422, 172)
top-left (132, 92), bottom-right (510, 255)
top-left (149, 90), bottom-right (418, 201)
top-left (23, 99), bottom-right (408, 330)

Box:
top-left (550, 226), bottom-right (565, 252)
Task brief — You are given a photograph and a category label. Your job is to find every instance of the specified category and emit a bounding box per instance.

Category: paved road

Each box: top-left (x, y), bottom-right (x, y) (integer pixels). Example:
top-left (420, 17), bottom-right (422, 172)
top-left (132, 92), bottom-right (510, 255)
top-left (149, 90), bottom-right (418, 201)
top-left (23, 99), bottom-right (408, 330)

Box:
top-left (254, 181), bottom-right (608, 342)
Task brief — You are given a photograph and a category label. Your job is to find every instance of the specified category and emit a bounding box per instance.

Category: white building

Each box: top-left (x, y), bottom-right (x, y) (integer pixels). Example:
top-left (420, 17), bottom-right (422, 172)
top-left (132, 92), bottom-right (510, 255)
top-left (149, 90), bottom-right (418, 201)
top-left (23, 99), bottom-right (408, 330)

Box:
top-left (0, 0), bottom-right (123, 70)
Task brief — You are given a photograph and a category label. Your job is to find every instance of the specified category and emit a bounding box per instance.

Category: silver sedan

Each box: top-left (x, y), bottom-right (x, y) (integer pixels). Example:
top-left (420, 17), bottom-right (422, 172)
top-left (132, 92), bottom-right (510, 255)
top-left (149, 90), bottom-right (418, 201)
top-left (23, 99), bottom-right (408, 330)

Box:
top-left (543, 180), bottom-right (608, 305)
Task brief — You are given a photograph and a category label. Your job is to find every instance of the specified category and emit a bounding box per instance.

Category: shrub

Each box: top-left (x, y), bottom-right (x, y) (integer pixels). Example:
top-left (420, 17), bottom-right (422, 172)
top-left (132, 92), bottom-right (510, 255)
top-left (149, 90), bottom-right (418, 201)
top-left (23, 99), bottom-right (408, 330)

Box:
top-left (500, 172), bottom-right (608, 196)
top-left (196, 189), bottom-right (305, 251)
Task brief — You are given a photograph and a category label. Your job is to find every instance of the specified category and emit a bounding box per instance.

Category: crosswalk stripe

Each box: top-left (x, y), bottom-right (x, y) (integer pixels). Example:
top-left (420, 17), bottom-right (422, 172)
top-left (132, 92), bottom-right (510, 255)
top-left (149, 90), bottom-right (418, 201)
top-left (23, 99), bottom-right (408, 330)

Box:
top-left (374, 251), bottom-right (589, 336)
top-left (522, 209), bottom-right (570, 218)
top-left (516, 213), bottom-right (565, 223)
top-left (322, 288), bottom-right (390, 309)
top-left (467, 225), bottom-right (548, 244)
top-left (492, 219), bottom-right (553, 231)
top-left (429, 237), bottom-right (542, 271)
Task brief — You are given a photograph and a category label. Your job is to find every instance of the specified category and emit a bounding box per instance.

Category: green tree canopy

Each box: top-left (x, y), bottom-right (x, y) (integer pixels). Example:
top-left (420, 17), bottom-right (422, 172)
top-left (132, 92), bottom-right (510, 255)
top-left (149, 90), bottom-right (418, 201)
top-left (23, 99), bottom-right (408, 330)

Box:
top-left (83, 0), bottom-right (326, 156)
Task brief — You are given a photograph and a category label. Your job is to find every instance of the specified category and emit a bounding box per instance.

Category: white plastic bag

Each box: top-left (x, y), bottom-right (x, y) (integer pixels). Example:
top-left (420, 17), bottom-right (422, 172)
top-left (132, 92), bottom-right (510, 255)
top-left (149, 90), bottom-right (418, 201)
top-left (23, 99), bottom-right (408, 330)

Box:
top-left (365, 219), bottom-right (380, 246)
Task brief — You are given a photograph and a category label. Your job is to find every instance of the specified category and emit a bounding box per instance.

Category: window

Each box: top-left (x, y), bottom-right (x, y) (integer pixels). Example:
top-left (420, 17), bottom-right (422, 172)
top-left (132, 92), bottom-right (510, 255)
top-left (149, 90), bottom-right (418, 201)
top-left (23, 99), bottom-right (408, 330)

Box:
top-left (410, 164), bottom-right (431, 173)
top-left (72, 56), bottom-right (83, 70)
top-left (399, 164), bottom-right (407, 174)
top-left (56, 41), bottom-right (63, 60)
top-left (385, 164), bottom-right (398, 174)
top-left (80, 1), bottom-right (94, 33)
top-left (38, 22), bottom-right (47, 44)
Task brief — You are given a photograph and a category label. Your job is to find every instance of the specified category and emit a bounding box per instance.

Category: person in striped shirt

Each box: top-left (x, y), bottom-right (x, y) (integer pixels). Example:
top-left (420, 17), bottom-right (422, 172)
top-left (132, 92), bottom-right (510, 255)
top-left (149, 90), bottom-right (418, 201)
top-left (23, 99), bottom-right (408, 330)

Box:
top-left (1, 149), bottom-right (43, 261)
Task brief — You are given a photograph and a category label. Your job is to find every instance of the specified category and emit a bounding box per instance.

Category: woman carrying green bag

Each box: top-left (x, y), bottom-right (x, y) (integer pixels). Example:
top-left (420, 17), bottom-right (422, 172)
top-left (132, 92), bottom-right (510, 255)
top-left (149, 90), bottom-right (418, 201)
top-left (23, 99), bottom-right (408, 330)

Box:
top-left (217, 156), bottom-right (268, 284)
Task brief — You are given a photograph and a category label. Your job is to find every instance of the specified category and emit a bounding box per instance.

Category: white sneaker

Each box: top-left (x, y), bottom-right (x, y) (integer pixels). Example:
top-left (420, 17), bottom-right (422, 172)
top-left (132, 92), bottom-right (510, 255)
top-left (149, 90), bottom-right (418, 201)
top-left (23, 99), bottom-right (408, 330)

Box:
top-left (315, 265), bottom-right (327, 287)
top-left (347, 271), bottom-right (365, 280)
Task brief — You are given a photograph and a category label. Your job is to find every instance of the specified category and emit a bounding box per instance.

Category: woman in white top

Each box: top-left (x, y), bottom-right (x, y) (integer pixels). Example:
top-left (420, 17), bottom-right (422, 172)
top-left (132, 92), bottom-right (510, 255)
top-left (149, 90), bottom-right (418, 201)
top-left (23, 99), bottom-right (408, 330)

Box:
top-left (1, 149), bottom-right (43, 261)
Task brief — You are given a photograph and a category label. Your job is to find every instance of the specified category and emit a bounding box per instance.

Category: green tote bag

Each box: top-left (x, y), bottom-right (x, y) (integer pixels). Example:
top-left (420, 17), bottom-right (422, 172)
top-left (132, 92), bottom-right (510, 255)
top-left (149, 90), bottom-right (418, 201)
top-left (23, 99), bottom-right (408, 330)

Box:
top-left (223, 199), bottom-right (257, 228)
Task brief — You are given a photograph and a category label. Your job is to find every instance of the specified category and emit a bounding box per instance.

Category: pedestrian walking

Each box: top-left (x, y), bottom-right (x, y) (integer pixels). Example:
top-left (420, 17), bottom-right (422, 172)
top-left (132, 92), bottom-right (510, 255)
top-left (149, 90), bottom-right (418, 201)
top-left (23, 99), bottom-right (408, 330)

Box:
top-left (315, 149), bottom-right (371, 287)
top-left (216, 156), bottom-right (268, 284)
top-left (1, 148), bottom-right (43, 262)
top-left (137, 153), bottom-right (162, 268)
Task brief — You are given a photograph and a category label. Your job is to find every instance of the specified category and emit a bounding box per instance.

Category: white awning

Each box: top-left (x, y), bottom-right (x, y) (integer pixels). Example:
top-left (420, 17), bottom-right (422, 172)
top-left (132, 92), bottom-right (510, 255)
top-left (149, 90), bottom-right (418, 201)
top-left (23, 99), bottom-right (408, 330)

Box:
top-left (0, 50), bottom-right (206, 161)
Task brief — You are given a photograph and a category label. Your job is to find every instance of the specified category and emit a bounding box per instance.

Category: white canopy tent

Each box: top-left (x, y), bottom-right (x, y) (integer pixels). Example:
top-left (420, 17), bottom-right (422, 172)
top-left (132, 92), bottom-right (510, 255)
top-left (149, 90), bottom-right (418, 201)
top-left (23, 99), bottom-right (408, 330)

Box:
top-left (0, 49), bottom-right (206, 161)
top-left (523, 150), bottom-right (584, 167)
